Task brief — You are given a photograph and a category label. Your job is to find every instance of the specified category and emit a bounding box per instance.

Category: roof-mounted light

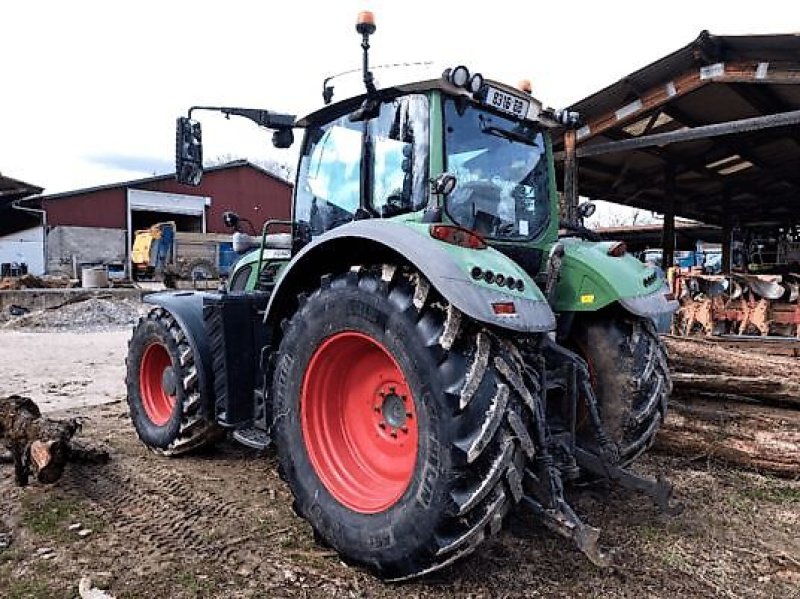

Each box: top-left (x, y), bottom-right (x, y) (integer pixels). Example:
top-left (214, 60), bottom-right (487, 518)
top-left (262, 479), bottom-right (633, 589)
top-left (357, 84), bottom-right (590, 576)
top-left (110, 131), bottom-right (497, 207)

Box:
top-left (517, 79), bottom-right (532, 94)
top-left (468, 72), bottom-right (484, 94)
top-left (443, 65), bottom-right (470, 88)
top-left (355, 10), bottom-right (376, 35)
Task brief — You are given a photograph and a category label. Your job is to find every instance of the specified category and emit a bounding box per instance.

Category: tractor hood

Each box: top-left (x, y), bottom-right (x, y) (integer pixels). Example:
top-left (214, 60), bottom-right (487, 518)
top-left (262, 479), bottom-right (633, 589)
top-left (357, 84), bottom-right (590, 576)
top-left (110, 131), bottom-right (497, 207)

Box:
top-left (551, 238), bottom-right (678, 317)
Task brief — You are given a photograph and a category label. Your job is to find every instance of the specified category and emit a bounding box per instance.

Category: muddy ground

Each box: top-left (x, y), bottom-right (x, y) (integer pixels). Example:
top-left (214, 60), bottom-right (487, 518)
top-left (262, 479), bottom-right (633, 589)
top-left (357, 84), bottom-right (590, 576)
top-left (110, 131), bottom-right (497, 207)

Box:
top-left (0, 305), bottom-right (798, 598)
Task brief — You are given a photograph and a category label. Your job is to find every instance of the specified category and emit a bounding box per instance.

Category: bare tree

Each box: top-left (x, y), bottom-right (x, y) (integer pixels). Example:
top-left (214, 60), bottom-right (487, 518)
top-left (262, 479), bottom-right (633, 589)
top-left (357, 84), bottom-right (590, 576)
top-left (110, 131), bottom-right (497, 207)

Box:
top-left (206, 154), bottom-right (294, 183)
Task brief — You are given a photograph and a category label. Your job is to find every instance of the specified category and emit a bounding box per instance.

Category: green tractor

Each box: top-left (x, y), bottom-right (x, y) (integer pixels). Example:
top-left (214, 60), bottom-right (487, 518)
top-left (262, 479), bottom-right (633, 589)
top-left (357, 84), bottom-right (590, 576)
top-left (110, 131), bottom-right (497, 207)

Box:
top-left (126, 12), bottom-right (679, 580)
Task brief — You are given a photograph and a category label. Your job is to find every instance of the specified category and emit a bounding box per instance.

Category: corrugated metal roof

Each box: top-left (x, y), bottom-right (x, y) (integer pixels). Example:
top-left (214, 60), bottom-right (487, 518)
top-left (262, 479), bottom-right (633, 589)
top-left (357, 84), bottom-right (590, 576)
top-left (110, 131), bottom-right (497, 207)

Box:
top-left (570, 31), bottom-right (800, 116)
top-left (560, 32), bottom-right (800, 228)
top-left (0, 174), bottom-right (43, 209)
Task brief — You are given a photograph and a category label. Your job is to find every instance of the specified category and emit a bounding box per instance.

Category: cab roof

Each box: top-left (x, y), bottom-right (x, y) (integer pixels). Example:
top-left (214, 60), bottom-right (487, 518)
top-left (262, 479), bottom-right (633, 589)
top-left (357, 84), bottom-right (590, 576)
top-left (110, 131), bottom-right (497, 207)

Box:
top-left (296, 77), bottom-right (554, 128)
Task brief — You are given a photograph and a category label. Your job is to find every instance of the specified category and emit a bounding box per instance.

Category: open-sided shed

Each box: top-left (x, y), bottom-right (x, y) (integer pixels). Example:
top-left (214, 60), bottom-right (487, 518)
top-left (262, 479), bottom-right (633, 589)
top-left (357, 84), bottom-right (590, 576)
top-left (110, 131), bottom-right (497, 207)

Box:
top-left (559, 32), bottom-right (800, 271)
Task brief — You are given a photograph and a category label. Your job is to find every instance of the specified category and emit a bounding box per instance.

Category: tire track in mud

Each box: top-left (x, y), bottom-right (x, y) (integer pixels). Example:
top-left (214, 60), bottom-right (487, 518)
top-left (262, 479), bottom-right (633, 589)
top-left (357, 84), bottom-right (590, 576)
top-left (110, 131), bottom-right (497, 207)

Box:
top-left (59, 455), bottom-right (262, 569)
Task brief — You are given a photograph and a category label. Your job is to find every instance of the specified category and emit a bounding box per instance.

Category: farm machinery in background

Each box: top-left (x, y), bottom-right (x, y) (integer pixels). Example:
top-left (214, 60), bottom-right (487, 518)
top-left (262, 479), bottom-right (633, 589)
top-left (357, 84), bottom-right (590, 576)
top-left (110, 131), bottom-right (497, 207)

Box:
top-left (672, 225), bottom-right (800, 337)
top-left (124, 12), bottom-right (679, 580)
top-left (131, 221), bottom-right (240, 287)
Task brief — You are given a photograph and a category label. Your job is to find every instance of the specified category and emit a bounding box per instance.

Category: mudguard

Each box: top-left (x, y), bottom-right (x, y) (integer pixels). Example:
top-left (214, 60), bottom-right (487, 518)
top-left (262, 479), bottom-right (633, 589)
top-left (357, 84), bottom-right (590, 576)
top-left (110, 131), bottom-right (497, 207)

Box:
top-left (266, 220), bottom-right (556, 334)
top-left (143, 291), bottom-right (215, 413)
top-left (551, 238), bottom-right (679, 318)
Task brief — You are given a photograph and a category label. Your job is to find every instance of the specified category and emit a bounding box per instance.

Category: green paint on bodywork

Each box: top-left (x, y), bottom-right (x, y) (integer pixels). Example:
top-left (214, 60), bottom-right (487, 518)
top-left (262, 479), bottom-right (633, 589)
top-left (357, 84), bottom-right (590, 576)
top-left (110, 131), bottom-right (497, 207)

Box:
top-left (550, 239), bottom-right (663, 311)
top-left (228, 249), bottom-right (289, 292)
top-left (429, 91), bottom-right (445, 186)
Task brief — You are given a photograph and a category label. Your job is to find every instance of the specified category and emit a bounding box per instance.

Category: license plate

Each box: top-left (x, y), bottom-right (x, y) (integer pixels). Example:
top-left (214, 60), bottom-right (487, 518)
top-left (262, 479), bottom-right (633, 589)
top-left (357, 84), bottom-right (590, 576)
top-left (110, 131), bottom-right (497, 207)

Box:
top-left (484, 87), bottom-right (530, 119)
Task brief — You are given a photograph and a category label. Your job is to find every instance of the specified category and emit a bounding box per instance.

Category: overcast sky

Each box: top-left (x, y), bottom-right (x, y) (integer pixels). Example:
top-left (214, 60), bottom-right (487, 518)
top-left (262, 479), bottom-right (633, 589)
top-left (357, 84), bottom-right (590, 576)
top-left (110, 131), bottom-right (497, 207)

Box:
top-left (2, 0), bottom-right (795, 215)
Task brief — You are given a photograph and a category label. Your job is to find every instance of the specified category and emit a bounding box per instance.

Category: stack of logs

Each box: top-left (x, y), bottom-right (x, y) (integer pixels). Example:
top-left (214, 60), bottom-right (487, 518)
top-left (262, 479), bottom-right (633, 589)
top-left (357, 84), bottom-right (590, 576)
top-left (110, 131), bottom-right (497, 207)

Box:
top-left (658, 336), bottom-right (800, 476)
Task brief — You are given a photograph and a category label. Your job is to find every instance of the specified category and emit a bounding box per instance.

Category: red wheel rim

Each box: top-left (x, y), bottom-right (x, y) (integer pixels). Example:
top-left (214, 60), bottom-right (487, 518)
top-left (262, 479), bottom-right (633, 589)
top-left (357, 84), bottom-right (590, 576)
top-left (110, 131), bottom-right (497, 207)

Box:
top-left (139, 342), bottom-right (177, 426)
top-left (301, 331), bottom-right (419, 514)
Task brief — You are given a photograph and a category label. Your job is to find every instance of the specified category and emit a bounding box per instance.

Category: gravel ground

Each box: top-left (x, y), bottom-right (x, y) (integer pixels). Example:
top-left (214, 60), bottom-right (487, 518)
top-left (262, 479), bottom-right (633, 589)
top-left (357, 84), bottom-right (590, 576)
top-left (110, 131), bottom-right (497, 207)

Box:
top-left (0, 298), bottom-right (148, 333)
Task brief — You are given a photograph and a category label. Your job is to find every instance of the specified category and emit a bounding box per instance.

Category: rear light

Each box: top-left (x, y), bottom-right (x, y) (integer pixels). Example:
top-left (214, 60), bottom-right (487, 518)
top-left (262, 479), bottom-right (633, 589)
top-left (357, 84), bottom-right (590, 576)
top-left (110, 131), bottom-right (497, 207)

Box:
top-left (491, 301), bottom-right (516, 315)
top-left (607, 241), bottom-right (627, 257)
top-left (429, 224), bottom-right (487, 250)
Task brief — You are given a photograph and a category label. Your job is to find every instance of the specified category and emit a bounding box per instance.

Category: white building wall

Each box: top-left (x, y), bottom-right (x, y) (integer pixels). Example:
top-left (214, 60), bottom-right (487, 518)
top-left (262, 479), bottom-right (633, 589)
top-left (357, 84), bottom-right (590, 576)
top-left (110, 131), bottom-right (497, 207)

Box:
top-left (0, 226), bottom-right (45, 274)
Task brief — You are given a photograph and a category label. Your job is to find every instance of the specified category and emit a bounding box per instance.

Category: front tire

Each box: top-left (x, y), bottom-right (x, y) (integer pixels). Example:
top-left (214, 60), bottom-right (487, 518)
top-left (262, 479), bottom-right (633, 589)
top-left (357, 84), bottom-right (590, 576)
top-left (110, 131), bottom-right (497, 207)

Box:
top-left (126, 307), bottom-right (220, 455)
top-left (272, 266), bottom-right (541, 579)
top-left (570, 314), bottom-right (671, 466)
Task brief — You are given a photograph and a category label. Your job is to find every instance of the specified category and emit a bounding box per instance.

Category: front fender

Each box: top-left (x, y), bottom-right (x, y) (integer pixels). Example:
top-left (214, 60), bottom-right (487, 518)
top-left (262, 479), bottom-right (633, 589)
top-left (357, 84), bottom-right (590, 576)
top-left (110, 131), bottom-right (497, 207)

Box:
top-left (266, 220), bottom-right (555, 334)
top-left (142, 291), bottom-right (215, 413)
top-left (551, 239), bottom-right (678, 317)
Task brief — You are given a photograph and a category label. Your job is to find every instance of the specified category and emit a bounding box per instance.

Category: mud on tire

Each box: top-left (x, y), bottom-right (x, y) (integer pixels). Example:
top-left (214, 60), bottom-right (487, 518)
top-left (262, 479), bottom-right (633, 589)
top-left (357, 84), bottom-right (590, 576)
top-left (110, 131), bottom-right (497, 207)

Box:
top-left (570, 314), bottom-right (671, 466)
top-left (271, 265), bottom-right (542, 580)
top-left (126, 307), bottom-right (221, 456)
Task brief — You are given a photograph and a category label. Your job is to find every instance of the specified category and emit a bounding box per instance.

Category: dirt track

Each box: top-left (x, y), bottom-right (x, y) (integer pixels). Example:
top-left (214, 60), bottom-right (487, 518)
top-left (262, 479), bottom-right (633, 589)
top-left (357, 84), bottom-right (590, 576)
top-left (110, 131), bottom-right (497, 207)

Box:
top-left (1, 325), bottom-right (799, 598)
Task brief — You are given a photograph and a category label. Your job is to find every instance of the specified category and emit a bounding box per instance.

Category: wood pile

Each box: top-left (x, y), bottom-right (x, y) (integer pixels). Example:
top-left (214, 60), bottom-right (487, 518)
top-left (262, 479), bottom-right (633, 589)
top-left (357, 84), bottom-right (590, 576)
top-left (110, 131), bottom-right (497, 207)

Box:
top-left (658, 336), bottom-right (800, 477)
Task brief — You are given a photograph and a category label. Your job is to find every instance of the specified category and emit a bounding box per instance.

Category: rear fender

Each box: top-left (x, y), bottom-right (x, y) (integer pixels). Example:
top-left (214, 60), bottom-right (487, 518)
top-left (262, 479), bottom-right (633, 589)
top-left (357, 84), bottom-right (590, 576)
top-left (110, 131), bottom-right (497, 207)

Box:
top-left (265, 220), bottom-right (556, 334)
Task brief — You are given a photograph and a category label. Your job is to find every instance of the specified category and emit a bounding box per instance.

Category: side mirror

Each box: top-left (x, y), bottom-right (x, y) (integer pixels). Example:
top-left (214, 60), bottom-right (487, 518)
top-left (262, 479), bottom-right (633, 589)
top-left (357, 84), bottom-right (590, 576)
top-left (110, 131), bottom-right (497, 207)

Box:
top-left (431, 172), bottom-right (457, 196)
top-left (578, 201), bottom-right (596, 219)
top-left (176, 117), bottom-right (203, 186)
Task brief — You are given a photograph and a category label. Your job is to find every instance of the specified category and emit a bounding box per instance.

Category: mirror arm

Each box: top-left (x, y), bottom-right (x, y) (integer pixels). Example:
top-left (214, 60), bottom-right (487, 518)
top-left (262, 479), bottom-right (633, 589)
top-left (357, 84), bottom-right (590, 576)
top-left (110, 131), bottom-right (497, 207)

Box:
top-left (188, 106), bottom-right (297, 130)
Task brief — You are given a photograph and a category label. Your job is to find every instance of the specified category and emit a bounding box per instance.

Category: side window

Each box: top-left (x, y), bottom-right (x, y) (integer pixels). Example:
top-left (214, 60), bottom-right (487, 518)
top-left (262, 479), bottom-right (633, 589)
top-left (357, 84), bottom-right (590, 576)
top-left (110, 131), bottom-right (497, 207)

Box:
top-left (370, 95), bottom-right (429, 216)
top-left (295, 113), bottom-right (362, 236)
top-left (227, 264), bottom-right (252, 292)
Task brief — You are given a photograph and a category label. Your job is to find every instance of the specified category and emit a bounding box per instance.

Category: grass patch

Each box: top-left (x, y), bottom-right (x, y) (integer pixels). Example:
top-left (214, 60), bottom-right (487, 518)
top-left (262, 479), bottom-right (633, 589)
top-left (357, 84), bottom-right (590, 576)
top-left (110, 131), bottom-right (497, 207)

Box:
top-left (5, 579), bottom-right (58, 599)
top-left (739, 486), bottom-right (800, 504)
top-left (174, 571), bottom-right (215, 598)
top-left (20, 495), bottom-right (104, 541)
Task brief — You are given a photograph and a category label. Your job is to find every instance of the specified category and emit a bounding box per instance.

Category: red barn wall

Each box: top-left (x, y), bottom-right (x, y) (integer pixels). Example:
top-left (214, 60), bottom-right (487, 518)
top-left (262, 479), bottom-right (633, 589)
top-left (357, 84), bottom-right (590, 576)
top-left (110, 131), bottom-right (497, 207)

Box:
top-left (43, 165), bottom-right (292, 233)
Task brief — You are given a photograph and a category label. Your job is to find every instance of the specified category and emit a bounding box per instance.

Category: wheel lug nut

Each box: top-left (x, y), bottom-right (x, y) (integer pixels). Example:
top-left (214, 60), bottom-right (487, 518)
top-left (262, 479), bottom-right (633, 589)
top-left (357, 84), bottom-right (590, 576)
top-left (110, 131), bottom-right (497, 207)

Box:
top-left (390, 429), bottom-right (398, 438)
top-left (373, 405), bottom-right (381, 412)
top-left (378, 422), bottom-right (386, 429)
top-left (400, 426), bottom-right (408, 434)
top-left (406, 412), bottom-right (413, 419)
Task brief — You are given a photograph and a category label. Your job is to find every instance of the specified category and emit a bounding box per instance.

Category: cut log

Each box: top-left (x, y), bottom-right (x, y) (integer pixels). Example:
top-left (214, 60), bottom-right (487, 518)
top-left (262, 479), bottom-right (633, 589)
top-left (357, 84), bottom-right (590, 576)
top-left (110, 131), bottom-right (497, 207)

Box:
top-left (656, 397), bottom-right (800, 477)
top-left (664, 336), bottom-right (800, 385)
top-left (0, 395), bottom-right (109, 486)
top-left (672, 373), bottom-right (800, 408)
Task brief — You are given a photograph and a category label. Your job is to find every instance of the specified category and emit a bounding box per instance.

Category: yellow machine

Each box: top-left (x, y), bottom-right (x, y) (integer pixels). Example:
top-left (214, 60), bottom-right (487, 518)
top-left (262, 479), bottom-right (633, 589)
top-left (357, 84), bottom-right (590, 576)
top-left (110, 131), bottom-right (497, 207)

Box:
top-left (131, 222), bottom-right (176, 279)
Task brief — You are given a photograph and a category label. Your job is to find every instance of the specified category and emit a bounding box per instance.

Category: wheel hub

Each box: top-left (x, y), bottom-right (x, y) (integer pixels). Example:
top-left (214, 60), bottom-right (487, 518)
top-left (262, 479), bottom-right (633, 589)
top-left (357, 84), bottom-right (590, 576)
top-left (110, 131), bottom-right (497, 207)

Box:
top-left (377, 388), bottom-right (411, 436)
top-left (161, 366), bottom-right (177, 397)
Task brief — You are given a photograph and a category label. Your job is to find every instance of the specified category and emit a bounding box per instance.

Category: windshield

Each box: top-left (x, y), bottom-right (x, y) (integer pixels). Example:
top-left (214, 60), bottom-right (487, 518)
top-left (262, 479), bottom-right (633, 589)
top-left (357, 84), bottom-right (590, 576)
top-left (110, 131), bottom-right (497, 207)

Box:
top-left (443, 98), bottom-right (551, 240)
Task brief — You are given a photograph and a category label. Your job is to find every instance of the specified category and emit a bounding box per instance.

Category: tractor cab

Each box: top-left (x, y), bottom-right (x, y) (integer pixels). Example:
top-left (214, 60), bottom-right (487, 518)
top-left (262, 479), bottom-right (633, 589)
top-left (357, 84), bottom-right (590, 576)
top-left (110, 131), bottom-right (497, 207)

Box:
top-left (292, 75), bottom-right (562, 248)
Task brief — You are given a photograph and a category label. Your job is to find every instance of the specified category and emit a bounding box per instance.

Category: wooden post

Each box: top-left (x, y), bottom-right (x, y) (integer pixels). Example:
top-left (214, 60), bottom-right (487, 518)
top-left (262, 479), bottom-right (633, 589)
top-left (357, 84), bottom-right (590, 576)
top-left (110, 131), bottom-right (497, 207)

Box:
top-left (721, 190), bottom-right (732, 274)
top-left (662, 164), bottom-right (676, 269)
top-left (563, 129), bottom-right (578, 224)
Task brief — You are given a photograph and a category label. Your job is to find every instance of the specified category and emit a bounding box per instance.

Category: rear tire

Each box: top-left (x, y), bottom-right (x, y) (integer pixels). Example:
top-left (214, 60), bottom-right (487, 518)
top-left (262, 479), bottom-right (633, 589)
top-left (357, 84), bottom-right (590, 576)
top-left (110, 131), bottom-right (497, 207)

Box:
top-left (570, 314), bottom-right (670, 466)
top-left (126, 307), bottom-right (221, 455)
top-left (272, 266), bottom-right (541, 579)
